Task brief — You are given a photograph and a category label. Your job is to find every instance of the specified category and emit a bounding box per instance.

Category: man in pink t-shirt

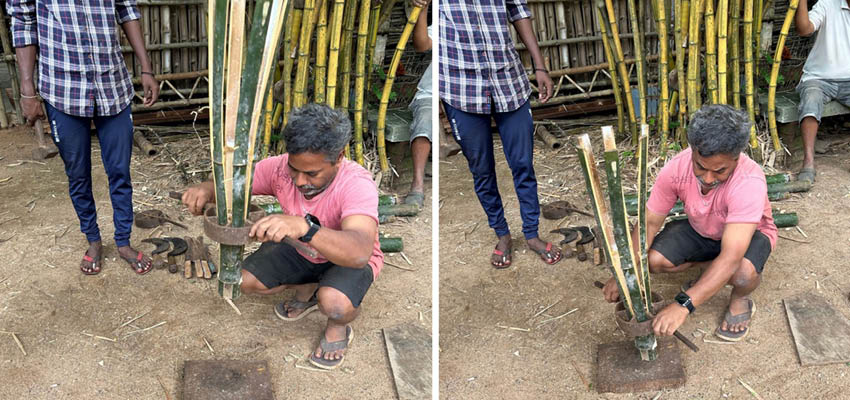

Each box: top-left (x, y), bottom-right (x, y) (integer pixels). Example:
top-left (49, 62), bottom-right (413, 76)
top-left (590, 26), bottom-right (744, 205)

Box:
top-left (182, 104), bottom-right (381, 370)
top-left (602, 105), bottom-right (777, 342)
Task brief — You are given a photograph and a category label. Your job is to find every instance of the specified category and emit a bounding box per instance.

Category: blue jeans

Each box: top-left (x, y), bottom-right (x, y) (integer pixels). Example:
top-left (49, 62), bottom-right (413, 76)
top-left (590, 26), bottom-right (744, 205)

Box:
top-left (44, 102), bottom-right (135, 247)
top-left (442, 100), bottom-right (540, 240)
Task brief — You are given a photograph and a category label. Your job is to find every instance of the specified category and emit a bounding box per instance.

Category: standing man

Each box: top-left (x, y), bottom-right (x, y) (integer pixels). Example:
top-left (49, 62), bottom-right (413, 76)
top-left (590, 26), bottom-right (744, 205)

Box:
top-left (181, 104), bottom-right (382, 370)
top-left (439, 0), bottom-right (560, 268)
top-left (404, 0), bottom-right (433, 207)
top-left (602, 105), bottom-right (777, 342)
top-left (9, 0), bottom-right (160, 275)
top-left (793, 0), bottom-right (850, 183)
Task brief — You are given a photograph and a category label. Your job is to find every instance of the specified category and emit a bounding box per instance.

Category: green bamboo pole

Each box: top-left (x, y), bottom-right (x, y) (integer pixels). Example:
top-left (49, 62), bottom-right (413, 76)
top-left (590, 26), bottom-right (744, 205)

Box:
top-left (753, 0), bottom-right (764, 88)
top-left (281, 0), bottom-right (300, 135)
top-left (209, 0), bottom-right (229, 228)
top-left (364, 1), bottom-right (382, 105)
top-left (325, 0), bottom-right (345, 108)
top-left (768, 0), bottom-right (798, 154)
top-left (293, 0), bottom-right (316, 108)
top-left (338, 0), bottom-right (358, 112)
top-left (687, 0), bottom-right (705, 117)
top-left (602, 126), bottom-right (656, 361)
top-left (599, 0), bottom-right (638, 140)
top-left (377, 6), bottom-right (421, 173)
top-left (743, 0), bottom-right (758, 156)
top-left (596, 7), bottom-right (626, 136)
top-left (717, 0), bottom-right (729, 104)
top-left (353, 0), bottom-right (372, 166)
top-left (626, 0), bottom-right (648, 141)
top-left (314, 0), bottom-right (329, 103)
top-left (705, 0), bottom-right (718, 104)
top-left (730, 0), bottom-right (742, 107)
top-left (656, 0), bottom-right (670, 153)
top-left (675, 0), bottom-right (690, 145)
top-left (636, 124), bottom-right (651, 305)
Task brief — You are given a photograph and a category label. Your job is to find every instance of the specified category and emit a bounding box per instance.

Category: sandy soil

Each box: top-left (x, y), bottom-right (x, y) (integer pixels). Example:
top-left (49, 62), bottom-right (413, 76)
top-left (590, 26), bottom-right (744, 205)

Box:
top-left (0, 125), bottom-right (431, 399)
top-left (439, 119), bottom-right (850, 399)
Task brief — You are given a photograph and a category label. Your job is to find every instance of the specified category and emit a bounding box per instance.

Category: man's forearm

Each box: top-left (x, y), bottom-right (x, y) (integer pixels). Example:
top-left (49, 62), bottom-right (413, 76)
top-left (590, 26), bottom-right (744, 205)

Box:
top-left (15, 45), bottom-right (38, 94)
top-left (412, 3), bottom-right (431, 52)
top-left (309, 228), bottom-right (374, 268)
top-left (687, 255), bottom-right (740, 306)
top-left (512, 18), bottom-right (546, 71)
top-left (120, 20), bottom-right (153, 72)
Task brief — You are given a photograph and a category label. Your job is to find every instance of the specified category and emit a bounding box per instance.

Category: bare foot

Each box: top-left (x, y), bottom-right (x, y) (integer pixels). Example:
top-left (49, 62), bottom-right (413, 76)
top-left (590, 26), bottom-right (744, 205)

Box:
top-left (80, 241), bottom-right (103, 275)
top-left (117, 245), bottom-right (153, 275)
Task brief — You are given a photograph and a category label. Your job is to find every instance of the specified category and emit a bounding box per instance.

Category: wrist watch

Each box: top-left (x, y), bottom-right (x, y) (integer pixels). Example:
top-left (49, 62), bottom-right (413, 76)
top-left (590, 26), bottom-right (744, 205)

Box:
top-left (300, 213), bottom-right (321, 242)
top-left (674, 291), bottom-right (695, 314)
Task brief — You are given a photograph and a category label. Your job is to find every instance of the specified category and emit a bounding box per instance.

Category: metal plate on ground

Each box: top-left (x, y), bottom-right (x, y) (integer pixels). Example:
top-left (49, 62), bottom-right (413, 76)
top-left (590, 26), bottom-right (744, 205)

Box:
top-left (784, 293), bottom-right (850, 366)
top-left (596, 338), bottom-right (685, 394)
top-left (183, 360), bottom-right (274, 400)
top-left (383, 323), bottom-right (432, 400)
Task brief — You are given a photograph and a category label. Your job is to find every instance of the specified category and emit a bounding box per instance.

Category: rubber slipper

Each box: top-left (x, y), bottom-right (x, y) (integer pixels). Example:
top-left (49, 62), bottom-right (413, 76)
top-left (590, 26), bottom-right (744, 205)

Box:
top-left (274, 293), bottom-right (319, 322)
top-left (81, 253), bottom-right (102, 275)
top-left (491, 248), bottom-right (512, 269)
top-left (533, 242), bottom-right (562, 265)
top-left (715, 298), bottom-right (756, 342)
top-left (404, 191), bottom-right (425, 208)
top-left (123, 251), bottom-right (152, 275)
top-left (309, 325), bottom-right (354, 370)
top-left (797, 167), bottom-right (816, 183)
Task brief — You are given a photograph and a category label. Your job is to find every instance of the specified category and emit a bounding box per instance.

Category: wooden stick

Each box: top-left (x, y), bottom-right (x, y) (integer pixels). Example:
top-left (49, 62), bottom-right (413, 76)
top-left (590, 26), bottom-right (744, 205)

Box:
top-left (536, 308), bottom-right (579, 326)
top-left (11, 332), bottom-right (26, 355)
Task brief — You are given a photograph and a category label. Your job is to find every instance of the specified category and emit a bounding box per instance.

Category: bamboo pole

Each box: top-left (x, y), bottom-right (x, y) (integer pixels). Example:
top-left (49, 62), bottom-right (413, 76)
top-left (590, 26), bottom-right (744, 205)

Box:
top-left (293, 0), bottom-right (317, 108)
top-left (314, 0), bottom-right (329, 104)
top-left (599, 0), bottom-right (638, 140)
top-left (0, 5), bottom-right (23, 123)
top-left (262, 83), bottom-right (274, 158)
top-left (768, 0), bottom-right (798, 153)
top-left (626, 0), bottom-right (648, 141)
top-left (209, 0), bottom-right (229, 294)
top-left (325, 0), bottom-right (345, 108)
top-left (376, 0), bottom-right (398, 29)
top-left (364, 1), bottom-right (382, 105)
top-left (730, 0), bottom-right (742, 108)
top-left (636, 125), bottom-right (651, 304)
top-left (687, 0), bottom-right (705, 117)
top-left (596, 7), bottom-right (625, 136)
top-left (353, 0), bottom-right (372, 166)
top-left (717, 0), bottom-right (729, 104)
top-left (376, 6), bottom-right (422, 173)
top-left (754, 0), bottom-right (764, 85)
top-left (656, 0), bottom-right (670, 154)
top-left (281, 0), bottom-right (301, 137)
top-left (338, 0), bottom-right (358, 112)
top-left (743, 0), bottom-right (758, 154)
top-left (675, 0), bottom-right (690, 145)
top-left (705, 0), bottom-right (718, 104)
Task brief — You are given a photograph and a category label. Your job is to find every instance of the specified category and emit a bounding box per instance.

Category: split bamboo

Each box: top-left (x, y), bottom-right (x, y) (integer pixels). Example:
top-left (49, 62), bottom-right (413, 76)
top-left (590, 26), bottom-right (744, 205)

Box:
top-left (314, 0), bottom-right (329, 104)
top-left (656, 0), bottom-right (670, 153)
top-left (353, 0), bottom-right (372, 165)
top-left (376, 6), bottom-right (422, 173)
top-left (768, 0), bottom-right (799, 154)
top-left (596, 7), bottom-right (625, 136)
top-left (717, 0), bottom-right (729, 104)
top-left (743, 0), bottom-right (758, 153)
top-left (599, 0), bottom-right (638, 139)
top-left (293, 0), bottom-right (317, 108)
top-left (704, 0), bottom-right (718, 104)
top-left (325, 0), bottom-right (345, 108)
top-left (687, 0), bottom-right (705, 117)
top-left (636, 124), bottom-right (651, 305)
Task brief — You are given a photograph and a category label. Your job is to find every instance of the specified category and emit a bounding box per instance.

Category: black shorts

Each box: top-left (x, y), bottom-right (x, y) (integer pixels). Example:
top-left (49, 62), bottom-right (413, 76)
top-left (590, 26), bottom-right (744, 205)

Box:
top-left (242, 241), bottom-right (374, 308)
top-left (650, 219), bottom-right (771, 274)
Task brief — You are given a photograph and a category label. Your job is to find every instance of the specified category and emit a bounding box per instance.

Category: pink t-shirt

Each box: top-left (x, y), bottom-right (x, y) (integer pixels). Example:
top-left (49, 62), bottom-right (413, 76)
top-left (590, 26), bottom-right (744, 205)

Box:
top-left (251, 154), bottom-right (384, 278)
top-left (646, 148), bottom-right (777, 249)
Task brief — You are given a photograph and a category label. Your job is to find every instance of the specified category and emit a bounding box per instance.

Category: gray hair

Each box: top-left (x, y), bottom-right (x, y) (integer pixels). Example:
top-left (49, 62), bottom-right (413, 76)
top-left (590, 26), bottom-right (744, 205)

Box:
top-left (283, 103), bottom-right (352, 161)
top-left (687, 104), bottom-right (752, 157)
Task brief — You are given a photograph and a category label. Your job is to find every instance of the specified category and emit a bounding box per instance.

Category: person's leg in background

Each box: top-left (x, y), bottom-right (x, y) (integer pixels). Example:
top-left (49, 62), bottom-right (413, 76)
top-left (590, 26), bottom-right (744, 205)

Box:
top-left (494, 101), bottom-right (561, 265)
top-left (442, 100), bottom-right (513, 268)
top-left (44, 102), bottom-right (103, 274)
top-left (796, 79), bottom-right (838, 183)
top-left (405, 97), bottom-right (433, 207)
top-left (94, 106), bottom-right (152, 274)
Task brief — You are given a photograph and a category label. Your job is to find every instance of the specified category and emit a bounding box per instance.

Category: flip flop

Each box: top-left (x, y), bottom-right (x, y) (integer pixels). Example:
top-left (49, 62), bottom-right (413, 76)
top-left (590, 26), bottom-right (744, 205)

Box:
top-left (274, 293), bottom-right (319, 322)
top-left (797, 167), bottom-right (816, 184)
top-left (491, 247), bottom-right (512, 269)
top-left (404, 191), bottom-right (425, 208)
top-left (533, 242), bottom-right (562, 265)
top-left (715, 298), bottom-right (756, 342)
top-left (122, 251), bottom-right (153, 275)
top-left (81, 253), bottom-right (102, 275)
top-left (309, 325), bottom-right (354, 370)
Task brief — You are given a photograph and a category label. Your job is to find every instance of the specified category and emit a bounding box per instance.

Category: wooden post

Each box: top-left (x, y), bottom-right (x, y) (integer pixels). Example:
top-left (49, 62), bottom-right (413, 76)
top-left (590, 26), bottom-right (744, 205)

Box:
top-left (0, 5), bottom-right (24, 123)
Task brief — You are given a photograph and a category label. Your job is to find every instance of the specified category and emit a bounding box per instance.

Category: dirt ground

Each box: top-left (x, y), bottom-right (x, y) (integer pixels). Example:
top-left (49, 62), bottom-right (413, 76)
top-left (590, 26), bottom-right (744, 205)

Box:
top-left (439, 118), bottom-right (850, 399)
top-left (0, 125), bottom-right (431, 399)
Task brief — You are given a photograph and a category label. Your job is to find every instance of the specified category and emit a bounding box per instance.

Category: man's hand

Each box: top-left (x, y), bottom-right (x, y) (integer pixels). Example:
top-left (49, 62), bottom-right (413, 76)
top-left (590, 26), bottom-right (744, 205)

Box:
top-left (181, 184), bottom-right (214, 215)
top-left (535, 69), bottom-right (554, 103)
top-left (652, 303), bottom-right (689, 336)
top-left (141, 73), bottom-right (160, 106)
top-left (20, 83), bottom-right (43, 126)
top-left (602, 277), bottom-right (620, 303)
top-left (411, 0), bottom-right (430, 7)
top-left (249, 214), bottom-right (309, 243)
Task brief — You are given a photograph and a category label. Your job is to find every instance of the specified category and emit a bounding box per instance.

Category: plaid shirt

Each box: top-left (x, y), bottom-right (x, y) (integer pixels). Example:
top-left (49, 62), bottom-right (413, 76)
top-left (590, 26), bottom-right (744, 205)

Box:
top-left (7, 0), bottom-right (140, 117)
top-left (439, 0), bottom-right (532, 114)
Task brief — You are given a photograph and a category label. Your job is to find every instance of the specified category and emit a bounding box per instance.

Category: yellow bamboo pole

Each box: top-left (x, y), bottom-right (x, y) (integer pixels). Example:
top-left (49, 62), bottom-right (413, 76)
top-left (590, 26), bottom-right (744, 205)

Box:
top-left (282, 3), bottom-right (304, 134)
top-left (600, 0), bottom-right (638, 139)
top-left (705, 0), bottom-right (718, 104)
top-left (325, 0), bottom-right (345, 108)
top-left (743, 0), bottom-right (758, 152)
top-left (768, 0), bottom-right (798, 153)
top-left (675, 0), bottom-right (690, 144)
top-left (377, 6), bottom-right (422, 173)
top-left (262, 83), bottom-right (274, 157)
top-left (293, 0), bottom-right (316, 108)
top-left (717, 0), bottom-right (729, 104)
top-left (656, 0), bottom-right (670, 154)
top-left (314, 0), bottom-right (329, 103)
top-left (626, 0), bottom-right (648, 140)
top-left (353, 0), bottom-right (371, 165)
top-left (596, 6), bottom-right (625, 136)
top-left (338, 0), bottom-right (358, 112)
top-left (730, 0), bottom-right (742, 108)
top-left (687, 0), bottom-right (705, 117)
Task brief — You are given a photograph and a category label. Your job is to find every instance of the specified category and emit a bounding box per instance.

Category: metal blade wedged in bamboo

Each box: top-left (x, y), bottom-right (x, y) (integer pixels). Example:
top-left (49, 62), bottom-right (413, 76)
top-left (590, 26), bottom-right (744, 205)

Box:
top-left (768, 0), bottom-right (799, 154)
top-left (598, 0), bottom-right (638, 140)
top-left (377, 6), bottom-right (422, 173)
top-left (687, 0), bottom-right (705, 117)
top-left (352, 0), bottom-right (372, 166)
top-left (595, 7), bottom-right (625, 136)
top-left (717, 0), bottom-right (729, 104)
top-left (626, 0), bottom-right (648, 143)
top-left (655, 0), bottom-right (670, 154)
top-left (293, 0), bottom-right (317, 108)
top-left (704, 0), bottom-right (718, 105)
top-left (675, 0), bottom-right (690, 145)
top-left (742, 0), bottom-right (758, 155)
top-left (314, 0), bottom-right (329, 104)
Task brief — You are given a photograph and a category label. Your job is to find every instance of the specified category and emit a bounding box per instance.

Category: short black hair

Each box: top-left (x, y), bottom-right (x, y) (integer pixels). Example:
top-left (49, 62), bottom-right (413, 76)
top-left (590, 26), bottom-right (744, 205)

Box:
top-left (687, 104), bottom-right (752, 157)
top-left (283, 103), bottom-right (352, 161)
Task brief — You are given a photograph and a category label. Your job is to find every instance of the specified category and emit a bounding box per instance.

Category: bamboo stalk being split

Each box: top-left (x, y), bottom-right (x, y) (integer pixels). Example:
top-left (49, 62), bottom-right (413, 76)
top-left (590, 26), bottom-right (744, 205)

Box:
top-left (687, 0), bottom-right (705, 117)
top-left (717, 0), bottom-right (729, 104)
top-left (596, 7), bottom-right (625, 136)
top-left (626, 0), bottom-right (648, 140)
top-left (353, 0), bottom-right (372, 165)
top-left (656, 0), bottom-right (670, 153)
top-left (314, 0), bottom-right (329, 104)
top-left (325, 0), bottom-right (345, 108)
top-left (636, 124), bottom-right (651, 304)
top-left (293, 0), bottom-right (317, 108)
top-left (730, 0), bottom-right (742, 108)
top-left (705, 0), bottom-right (718, 104)
top-left (768, 0), bottom-right (799, 154)
top-left (742, 0), bottom-right (758, 154)
top-left (377, 5), bottom-right (422, 173)
top-left (675, 0), bottom-right (690, 144)
top-left (599, 0), bottom-right (638, 140)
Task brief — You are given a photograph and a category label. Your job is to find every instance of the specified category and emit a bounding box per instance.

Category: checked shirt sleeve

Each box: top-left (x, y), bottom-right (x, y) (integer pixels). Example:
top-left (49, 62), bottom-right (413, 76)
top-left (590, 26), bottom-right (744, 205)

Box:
top-left (115, 0), bottom-right (142, 24)
top-left (6, 0), bottom-right (38, 48)
top-left (505, 0), bottom-right (532, 22)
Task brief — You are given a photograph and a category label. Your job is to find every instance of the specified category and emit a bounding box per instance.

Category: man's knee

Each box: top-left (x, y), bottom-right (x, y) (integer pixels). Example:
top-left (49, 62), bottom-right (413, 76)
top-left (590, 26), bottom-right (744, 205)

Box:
top-left (317, 287), bottom-right (355, 320)
top-left (240, 269), bottom-right (268, 294)
top-left (648, 249), bottom-right (675, 273)
top-left (730, 259), bottom-right (760, 288)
